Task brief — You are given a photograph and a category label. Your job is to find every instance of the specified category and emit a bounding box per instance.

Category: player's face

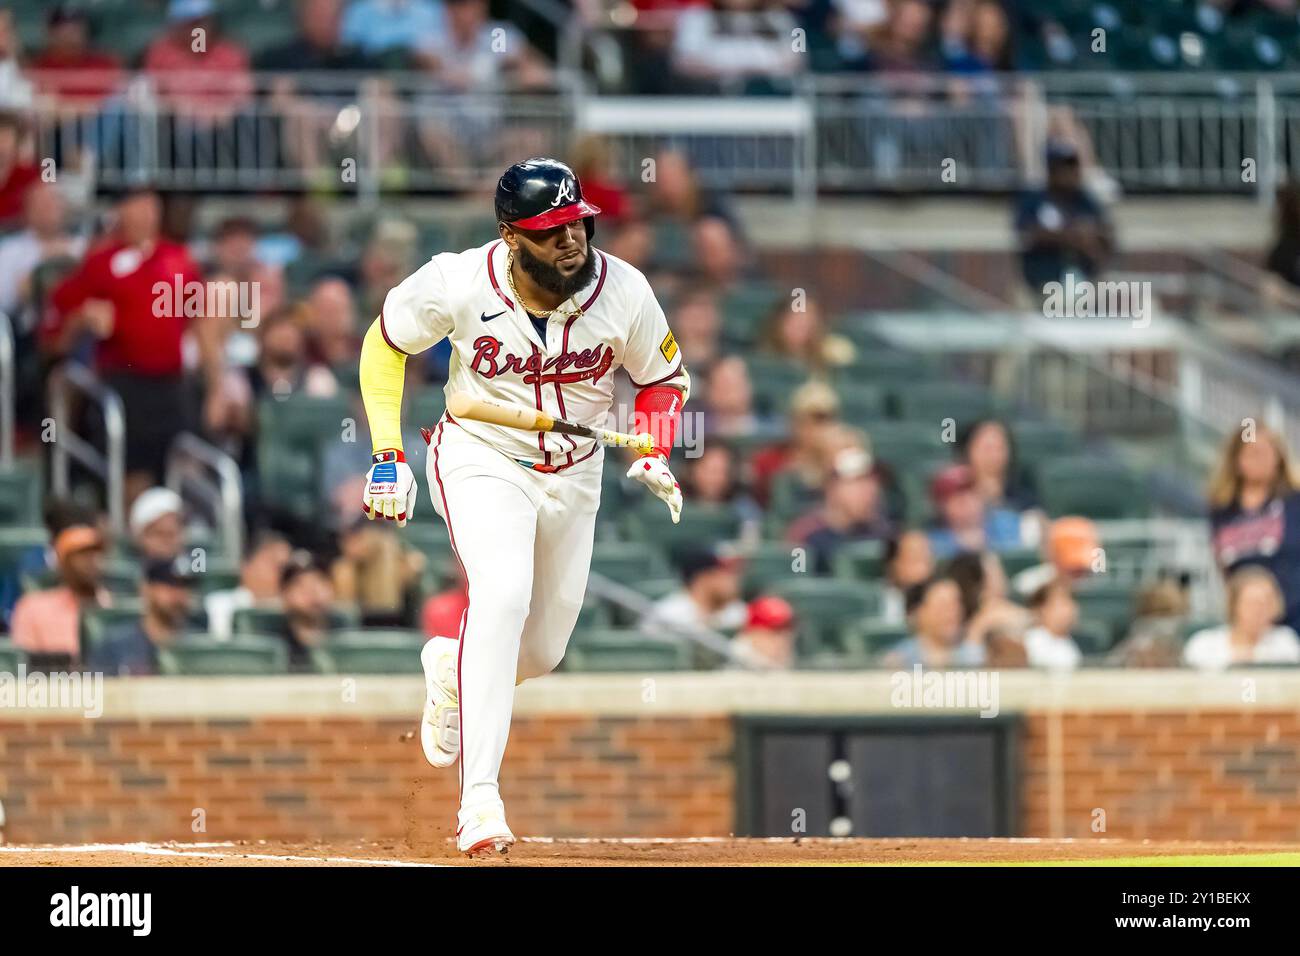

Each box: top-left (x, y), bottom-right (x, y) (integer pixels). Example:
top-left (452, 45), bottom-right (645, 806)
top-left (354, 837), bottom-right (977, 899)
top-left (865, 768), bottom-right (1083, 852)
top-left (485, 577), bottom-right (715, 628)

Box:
top-left (504, 219), bottom-right (595, 297)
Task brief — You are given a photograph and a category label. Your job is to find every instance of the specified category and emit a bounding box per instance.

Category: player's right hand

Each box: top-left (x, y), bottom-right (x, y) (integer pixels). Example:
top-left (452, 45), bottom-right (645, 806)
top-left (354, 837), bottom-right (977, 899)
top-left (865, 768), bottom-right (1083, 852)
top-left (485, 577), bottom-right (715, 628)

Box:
top-left (363, 449), bottom-right (417, 527)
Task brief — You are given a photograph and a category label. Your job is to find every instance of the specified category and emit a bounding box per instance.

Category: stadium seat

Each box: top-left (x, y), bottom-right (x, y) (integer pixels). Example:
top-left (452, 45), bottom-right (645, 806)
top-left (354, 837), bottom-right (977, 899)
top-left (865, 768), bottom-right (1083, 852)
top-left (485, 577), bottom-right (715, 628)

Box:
top-left (0, 526), bottom-right (48, 577)
top-left (1036, 458), bottom-right (1152, 519)
top-left (745, 355), bottom-right (813, 415)
top-left (841, 619), bottom-right (910, 659)
top-left (231, 606), bottom-right (358, 637)
top-left (892, 382), bottom-right (1001, 428)
top-left (157, 635), bottom-right (289, 676)
top-left (0, 639), bottom-right (25, 673)
top-left (0, 463), bottom-right (42, 526)
top-left (80, 603), bottom-right (144, 661)
top-left (1072, 618), bottom-right (1114, 657)
top-left (257, 394), bottom-right (358, 519)
top-left (1011, 420), bottom-right (1084, 465)
top-left (1073, 580), bottom-right (1137, 645)
top-left (590, 540), bottom-right (670, 583)
top-left (740, 541), bottom-right (804, 595)
top-left (767, 577), bottom-right (883, 653)
top-left (622, 501), bottom-right (742, 563)
top-left (862, 421), bottom-right (950, 470)
top-left (831, 539), bottom-right (886, 582)
top-left (997, 547), bottom-right (1042, 579)
top-left (311, 631), bottom-right (424, 675)
top-left (564, 629), bottom-right (691, 672)
top-left (834, 382), bottom-right (890, 422)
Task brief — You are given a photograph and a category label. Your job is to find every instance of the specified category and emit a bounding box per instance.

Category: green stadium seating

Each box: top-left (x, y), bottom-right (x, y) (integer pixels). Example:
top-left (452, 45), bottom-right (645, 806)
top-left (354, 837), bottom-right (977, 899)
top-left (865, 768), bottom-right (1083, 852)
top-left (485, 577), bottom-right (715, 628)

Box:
top-left (80, 602), bottom-right (144, 661)
top-left (564, 629), bottom-right (691, 672)
top-left (157, 635), bottom-right (289, 676)
top-left (834, 382), bottom-right (890, 422)
top-left (1073, 580), bottom-right (1138, 645)
top-left (744, 356), bottom-right (814, 415)
top-left (767, 577), bottom-right (883, 653)
top-left (1011, 420), bottom-right (1084, 465)
top-left (257, 393), bottom-right (358, 519)
top-left (311, 630), bottom-right (424, 675)
top-left (590, 540), bottom-right (670, 583)
top-left (841, 619), bottom-right (910, 659)
top-left (1072, 618), bottom-right (1115, 657)
top-left (892, 382), bottom-right (1001, 428)
top-left (831, 539), bottom-right (886, 582)
top-left (622, 502), bottom-right (743, 563)
top-left (0, 463), bottom-right (42, 526)
top-left (0, 526), bottom-right (48, 577)
top-left (740, 541), bottom-right (804, 595)
top-left (231, 606), bottom-right (359, 637)
top-left (0, 639), bottom-right (25, 673)
top-left (997, 547), bottom-right (1042, 579)
top-left (1036, 458), bottom-right (1151, 519)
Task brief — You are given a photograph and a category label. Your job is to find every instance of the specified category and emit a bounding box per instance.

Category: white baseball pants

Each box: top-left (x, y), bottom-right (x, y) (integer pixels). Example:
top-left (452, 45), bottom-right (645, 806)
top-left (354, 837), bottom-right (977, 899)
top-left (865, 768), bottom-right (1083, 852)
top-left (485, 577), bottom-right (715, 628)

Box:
top-left (425, 417), bottom-right (602, 829)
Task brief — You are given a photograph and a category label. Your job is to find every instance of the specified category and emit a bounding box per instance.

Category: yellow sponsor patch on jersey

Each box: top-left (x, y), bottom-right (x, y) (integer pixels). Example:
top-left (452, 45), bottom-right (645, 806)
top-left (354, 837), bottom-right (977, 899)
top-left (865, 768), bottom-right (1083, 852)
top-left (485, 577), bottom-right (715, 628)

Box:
top-left (659, 330), bottom-right (678, 363)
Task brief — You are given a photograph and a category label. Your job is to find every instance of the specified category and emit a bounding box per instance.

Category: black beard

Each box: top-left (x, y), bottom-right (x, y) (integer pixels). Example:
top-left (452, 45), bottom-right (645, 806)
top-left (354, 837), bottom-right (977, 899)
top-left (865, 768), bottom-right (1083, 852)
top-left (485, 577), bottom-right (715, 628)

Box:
top-left (516, 239), bottom-right (597, 301)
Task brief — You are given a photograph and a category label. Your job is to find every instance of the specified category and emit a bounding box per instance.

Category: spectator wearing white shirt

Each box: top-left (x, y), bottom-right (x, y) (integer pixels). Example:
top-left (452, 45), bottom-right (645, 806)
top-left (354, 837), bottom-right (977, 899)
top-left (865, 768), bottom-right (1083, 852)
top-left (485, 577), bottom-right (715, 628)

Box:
top-left (1023, 578), bottom-right (1082, 671)
top-left (0, 184), bottom-right (84, 321)
top-left (204, 532), bottom-right (291, 639)
top-left (673, 0), bottom-right (803, 94)
top-left (1184, 567), bottom-right (1300, 671)
top-left (642, 547), bottom-right (748, 640)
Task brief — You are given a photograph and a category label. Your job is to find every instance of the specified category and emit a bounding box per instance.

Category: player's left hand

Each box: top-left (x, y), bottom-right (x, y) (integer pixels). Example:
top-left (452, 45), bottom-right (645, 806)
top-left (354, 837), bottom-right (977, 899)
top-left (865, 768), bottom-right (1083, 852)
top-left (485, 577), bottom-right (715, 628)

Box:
top-left (626, 454), bottom-right (682, 524)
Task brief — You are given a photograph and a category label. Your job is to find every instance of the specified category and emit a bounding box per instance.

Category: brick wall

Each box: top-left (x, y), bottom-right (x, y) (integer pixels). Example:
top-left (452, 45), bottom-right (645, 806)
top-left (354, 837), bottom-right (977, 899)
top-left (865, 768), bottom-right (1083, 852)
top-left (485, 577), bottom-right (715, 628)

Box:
top-left (0, 716), bottom-right (734, 844)
top-left (1021, 711), bottom-right (1300, 841)
top-left (3, 699), bottom-right (1299, 844)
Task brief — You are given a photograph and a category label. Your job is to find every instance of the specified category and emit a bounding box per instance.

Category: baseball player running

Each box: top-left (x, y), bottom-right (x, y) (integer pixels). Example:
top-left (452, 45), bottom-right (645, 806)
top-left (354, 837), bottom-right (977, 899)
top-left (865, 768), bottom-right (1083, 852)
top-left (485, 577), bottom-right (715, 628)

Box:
top-left (358, 158), bottom-right (689, 857)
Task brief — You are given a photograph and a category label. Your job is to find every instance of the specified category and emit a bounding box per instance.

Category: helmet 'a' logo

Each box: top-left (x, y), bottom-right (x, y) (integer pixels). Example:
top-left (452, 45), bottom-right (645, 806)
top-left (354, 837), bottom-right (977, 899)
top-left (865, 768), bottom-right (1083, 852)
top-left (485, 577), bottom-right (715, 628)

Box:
top-left (551, 178), bottom-right (576, 207)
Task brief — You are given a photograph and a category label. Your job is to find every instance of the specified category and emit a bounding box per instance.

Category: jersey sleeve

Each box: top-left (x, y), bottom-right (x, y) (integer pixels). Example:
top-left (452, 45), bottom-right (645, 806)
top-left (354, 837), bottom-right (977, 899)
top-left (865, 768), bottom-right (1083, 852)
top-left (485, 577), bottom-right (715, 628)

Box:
top-left (378, 256), bottom-right (455, 355)
top-left (624, 283), bottom-right (690, 401)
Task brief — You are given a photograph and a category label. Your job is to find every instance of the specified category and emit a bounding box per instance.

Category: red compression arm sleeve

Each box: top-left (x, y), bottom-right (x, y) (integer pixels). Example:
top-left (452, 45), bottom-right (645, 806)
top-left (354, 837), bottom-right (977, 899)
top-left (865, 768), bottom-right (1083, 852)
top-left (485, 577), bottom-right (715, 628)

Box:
top-left (634, 385), bottom-right (683, 459)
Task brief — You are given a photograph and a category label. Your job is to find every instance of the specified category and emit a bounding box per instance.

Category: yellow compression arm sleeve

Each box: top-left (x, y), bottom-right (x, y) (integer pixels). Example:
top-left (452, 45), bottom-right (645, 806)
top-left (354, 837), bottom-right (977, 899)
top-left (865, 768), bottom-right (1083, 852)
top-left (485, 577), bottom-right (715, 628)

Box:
top-left (360, 317), bottom-right (407, 453)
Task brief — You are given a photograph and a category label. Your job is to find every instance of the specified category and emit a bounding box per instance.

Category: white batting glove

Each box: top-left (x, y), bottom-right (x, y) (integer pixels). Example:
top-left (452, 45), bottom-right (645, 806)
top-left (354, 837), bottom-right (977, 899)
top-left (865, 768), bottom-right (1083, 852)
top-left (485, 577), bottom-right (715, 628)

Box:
top-left (363, 449), bottom-right (417, 528)
top-left (627, 454), bottom-right (682, 524)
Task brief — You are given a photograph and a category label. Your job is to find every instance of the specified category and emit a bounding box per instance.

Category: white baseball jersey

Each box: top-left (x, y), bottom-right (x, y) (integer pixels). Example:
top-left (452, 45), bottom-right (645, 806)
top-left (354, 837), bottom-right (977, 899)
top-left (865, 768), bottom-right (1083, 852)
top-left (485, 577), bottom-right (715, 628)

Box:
top-left (380, 239), bottom-right (690, 468)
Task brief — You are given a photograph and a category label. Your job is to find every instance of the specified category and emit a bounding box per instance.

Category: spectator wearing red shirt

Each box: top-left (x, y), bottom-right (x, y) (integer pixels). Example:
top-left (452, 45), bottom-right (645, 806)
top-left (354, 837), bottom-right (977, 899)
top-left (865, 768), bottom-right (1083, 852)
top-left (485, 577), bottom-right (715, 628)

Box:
top-left (28, 6), bottom-right (123, 107)
top-left (0, 110), bottom-right (39, 230)
top-left (42, 185), bottom-right (225, 500)
top-left (144, 0), bottom-right (254, 127)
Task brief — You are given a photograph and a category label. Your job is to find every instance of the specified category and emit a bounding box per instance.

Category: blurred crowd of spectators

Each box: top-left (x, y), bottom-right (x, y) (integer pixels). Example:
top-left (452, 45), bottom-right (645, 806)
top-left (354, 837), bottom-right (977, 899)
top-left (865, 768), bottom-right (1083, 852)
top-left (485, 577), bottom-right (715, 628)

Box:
top-left (3, 120), bottom-right (1300, 674)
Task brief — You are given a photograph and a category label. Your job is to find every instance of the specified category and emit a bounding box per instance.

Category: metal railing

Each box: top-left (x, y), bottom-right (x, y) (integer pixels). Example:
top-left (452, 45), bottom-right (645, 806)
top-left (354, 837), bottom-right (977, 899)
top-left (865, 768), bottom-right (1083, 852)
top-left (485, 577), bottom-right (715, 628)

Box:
top-left (164, 432), bottom-right (245, 560)
top-left (47, 362), bottom-right (126, 535)
top-left (27, 69), bottom-right (1300, 199)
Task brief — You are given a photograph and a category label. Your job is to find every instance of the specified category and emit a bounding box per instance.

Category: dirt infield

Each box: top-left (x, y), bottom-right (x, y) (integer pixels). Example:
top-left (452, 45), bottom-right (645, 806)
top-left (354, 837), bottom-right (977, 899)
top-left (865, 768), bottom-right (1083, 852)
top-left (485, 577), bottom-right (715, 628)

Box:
top-left (3, 838), bottom-right (1299, 867)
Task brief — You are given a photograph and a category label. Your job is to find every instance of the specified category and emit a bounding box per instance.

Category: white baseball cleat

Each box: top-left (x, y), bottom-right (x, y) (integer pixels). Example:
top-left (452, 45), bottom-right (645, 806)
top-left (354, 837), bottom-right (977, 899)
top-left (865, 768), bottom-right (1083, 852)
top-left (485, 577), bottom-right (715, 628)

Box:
top-left (419, 636), bottom-right (459, 768)
top-left (457, 805), bottom-right (516, 858)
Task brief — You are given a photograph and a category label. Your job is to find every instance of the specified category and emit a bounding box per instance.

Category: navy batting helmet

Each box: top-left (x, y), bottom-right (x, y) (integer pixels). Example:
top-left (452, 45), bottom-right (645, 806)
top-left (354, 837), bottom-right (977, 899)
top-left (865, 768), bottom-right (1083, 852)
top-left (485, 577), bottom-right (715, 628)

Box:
top-left (495, 157), bottom-right (601, 238)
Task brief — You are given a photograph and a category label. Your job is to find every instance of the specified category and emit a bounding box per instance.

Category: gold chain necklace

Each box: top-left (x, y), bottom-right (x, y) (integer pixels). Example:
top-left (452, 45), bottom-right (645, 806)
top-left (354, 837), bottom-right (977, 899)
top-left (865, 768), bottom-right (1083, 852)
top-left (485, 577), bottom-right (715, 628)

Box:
top-left (504, 250), bottom-right (584, 320)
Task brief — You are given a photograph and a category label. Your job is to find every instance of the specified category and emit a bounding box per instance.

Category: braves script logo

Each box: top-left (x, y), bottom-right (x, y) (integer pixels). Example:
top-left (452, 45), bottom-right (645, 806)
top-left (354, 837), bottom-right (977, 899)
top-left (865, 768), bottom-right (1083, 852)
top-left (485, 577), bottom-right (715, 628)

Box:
top-left (471, 335), bottom-right (614, 385)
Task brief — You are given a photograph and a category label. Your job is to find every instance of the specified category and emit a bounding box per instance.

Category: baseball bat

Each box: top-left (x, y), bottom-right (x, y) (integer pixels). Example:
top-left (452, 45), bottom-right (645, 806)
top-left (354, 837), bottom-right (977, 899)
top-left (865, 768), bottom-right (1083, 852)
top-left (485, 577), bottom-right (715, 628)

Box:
top-left (446, 391), bottom-right (657, 455)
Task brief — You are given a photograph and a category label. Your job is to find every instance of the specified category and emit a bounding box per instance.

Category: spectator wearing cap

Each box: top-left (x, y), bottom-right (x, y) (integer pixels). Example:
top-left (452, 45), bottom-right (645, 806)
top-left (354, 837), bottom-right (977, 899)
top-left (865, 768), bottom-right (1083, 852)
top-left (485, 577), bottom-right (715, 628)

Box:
top-left (926, 464), bottom-right (1025, 560)
top-left (277, 556), bottom-right (338, 672)
top-left (204, 532), bottom-right (291, 640)
top-left (882, 573), bottom-right (984, 669)
top-left (1012, 515), bottom-right (1099, 597)
top-left (0, 110), bottom-right (39, 231)
top-left (1023, 577), bottom-right (1082, 671)
top-left (1014, 139), bottom-right (1114, 296)
top-left (28, 6), bottom-right (123, 108)
top-left (42, 186), bottom-right (225, 499)
top-left (642, 547), bottom-right (748, 640)
top-left (1183, 567), bottom-right (1300, 672)
top-left (787, 447), bottom-right (892, 574)
top-left (10, 524), bottom-right (110, 667)
top-left (129, 487), bottom-right (186, 564)
top-left (90, 558), bottom-right (196, 676)
top-left (730, 595), bottom-right (797, 670)
top-left (881, 529), bottom-right (934, 625)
